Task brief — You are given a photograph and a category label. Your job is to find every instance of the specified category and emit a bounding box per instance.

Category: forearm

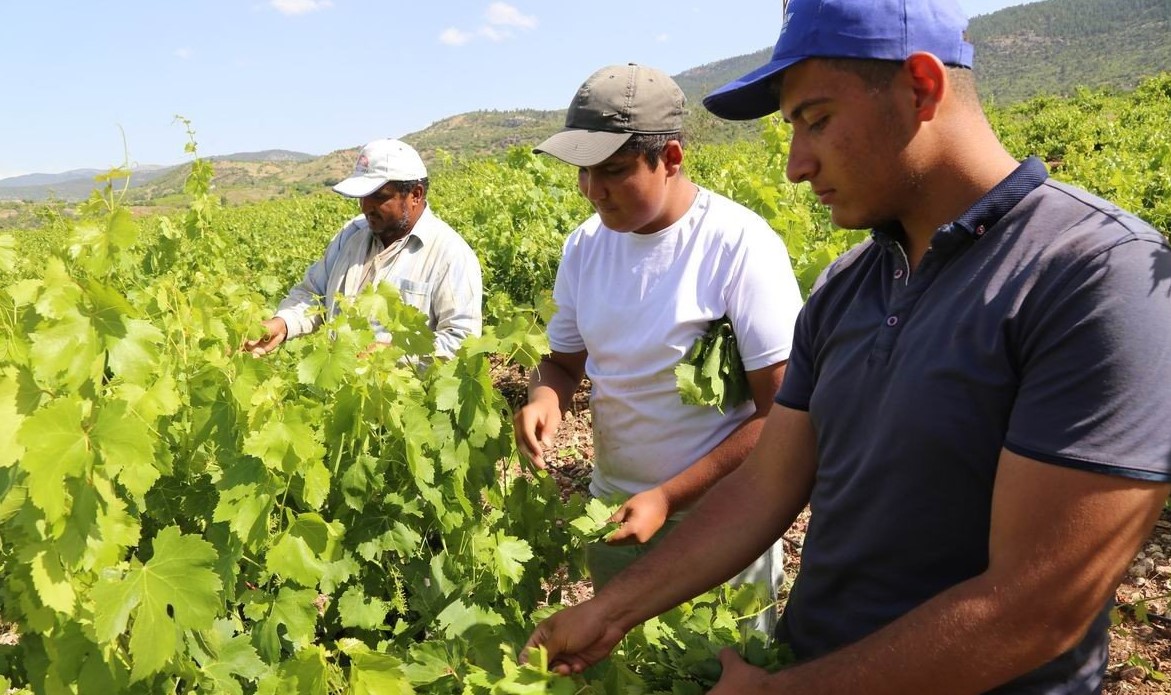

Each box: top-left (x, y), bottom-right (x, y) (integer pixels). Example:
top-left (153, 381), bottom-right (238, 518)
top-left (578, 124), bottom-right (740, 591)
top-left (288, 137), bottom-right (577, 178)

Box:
top-left (274, 293), bottom-right (322, 340)
top-left (659, 362), bottom-right (786, 512)
top-left (596, 407), bottom-right (814, 632)
top-left (658, 412), bottom-right (767, 512)
top-left (759, 458), bottom-right (1171, 694)
top-left (763, 574), bottom-right (1095, 694)
top-left (527, 356), bottom-right (583, 411)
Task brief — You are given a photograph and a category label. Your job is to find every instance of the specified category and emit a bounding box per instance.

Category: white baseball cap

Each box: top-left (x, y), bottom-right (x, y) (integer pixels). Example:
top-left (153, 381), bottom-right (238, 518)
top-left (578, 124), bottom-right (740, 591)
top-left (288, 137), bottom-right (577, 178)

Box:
top-left (332, 138), bottom-right (428, 198)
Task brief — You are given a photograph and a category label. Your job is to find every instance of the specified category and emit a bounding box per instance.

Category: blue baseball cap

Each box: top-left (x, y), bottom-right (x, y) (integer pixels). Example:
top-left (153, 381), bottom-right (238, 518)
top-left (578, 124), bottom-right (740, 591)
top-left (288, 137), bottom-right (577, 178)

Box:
top-left (703, 0), bottom-right (975, 120)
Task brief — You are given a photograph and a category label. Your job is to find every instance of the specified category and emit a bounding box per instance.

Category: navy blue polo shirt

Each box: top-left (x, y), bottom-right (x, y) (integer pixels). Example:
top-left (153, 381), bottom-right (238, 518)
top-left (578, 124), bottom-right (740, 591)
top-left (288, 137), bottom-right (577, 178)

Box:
top-left (775, 158), bottom-right (1171, 693)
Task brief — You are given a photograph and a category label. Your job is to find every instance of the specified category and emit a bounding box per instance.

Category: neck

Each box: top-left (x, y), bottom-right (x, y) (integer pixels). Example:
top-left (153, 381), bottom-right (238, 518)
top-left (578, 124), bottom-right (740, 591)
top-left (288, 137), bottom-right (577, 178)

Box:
top-left (633, 176), bottom-right (697, 235)
top-left (898, 125), bottom-right (1020, 269)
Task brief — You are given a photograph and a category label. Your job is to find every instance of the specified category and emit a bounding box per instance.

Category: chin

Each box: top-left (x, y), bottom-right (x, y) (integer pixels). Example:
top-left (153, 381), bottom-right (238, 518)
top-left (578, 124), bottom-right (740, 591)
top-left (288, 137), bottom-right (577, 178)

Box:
top-left (829, 208), bottom-right (880, 232)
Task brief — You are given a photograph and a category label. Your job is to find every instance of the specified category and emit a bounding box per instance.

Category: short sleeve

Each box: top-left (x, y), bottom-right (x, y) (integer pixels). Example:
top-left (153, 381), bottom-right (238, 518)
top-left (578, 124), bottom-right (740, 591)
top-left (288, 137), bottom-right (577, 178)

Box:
top-left (775, 303), bottom-right (816, 410)
top-left (1005, 238), bottom-right (1171, 481)
top-left (546, 232), bottom-right (586, 354)
top-left (725, 221), bottom-right (804, 371)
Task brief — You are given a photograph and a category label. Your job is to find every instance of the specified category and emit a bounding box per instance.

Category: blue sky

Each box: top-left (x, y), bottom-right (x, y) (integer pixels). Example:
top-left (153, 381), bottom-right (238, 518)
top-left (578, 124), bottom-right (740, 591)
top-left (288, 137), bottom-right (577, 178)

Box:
top-left (0, 0), bottom-right (1028, 178)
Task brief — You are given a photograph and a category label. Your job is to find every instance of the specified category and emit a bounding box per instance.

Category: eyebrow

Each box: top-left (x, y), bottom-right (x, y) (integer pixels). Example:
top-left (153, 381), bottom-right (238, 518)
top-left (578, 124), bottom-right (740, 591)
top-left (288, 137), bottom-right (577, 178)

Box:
top-left (783, 97), bottom-right (832, 124)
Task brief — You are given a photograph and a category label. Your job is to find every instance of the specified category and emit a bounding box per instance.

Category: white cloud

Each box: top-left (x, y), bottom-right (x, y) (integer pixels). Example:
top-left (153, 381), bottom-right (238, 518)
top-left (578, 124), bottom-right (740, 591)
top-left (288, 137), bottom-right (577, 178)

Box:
top-left (655, 33), bottom-right (669, 42)
top-left (478, 26), bottom-right (511, 42)
top-left (175, 47), bottom-right (193, 59)
top-left (486, 2), bottom-right (537, 29)
top-left (439, 27), bottom-right (473, 46)
top-left (270, 0), bottom-right (333, 15)
top-left (440, 2), bottom-right (536, 46)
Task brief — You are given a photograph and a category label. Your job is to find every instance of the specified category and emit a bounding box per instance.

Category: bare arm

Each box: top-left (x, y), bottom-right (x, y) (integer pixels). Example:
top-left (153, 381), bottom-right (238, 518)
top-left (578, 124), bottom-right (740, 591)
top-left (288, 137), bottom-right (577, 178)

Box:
top-left (714, 450), bottom-right (1171, 694)
top-left (607, 362), bottom-right (787, 543)
top-left (513, 350), bottom-right (588, 468)
top-left (525, 404), bottom-right (819, 672)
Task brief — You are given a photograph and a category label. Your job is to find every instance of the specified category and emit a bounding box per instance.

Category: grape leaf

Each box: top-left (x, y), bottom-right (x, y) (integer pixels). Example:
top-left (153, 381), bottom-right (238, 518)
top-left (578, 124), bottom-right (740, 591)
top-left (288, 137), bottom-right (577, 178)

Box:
top-left (17, 396), bottom-right (93, 522)
top-left (92, 526), bottom-right (222, 681)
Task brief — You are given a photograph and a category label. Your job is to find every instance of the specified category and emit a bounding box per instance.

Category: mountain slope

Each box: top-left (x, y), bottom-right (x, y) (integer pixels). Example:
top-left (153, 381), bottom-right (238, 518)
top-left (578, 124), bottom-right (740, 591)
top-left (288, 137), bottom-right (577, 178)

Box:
top-left (4, 0), bottom-right (1167, 204)
top-left (969, 0), bottom-right (1171, 103)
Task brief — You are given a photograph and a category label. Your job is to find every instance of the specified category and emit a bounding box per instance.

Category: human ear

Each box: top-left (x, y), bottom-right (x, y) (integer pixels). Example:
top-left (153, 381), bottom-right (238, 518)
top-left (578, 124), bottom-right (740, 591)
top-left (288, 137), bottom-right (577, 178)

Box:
top-left (662, 140), bottom-right (684, 176)
top-left (904, 52), bottom-right (947, 122)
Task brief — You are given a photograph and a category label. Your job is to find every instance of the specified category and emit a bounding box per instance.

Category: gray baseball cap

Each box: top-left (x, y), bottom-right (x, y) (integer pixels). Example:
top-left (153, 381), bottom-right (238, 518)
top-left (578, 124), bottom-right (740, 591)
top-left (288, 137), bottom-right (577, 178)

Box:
top-left (534, 63), bottom-right (686, 167)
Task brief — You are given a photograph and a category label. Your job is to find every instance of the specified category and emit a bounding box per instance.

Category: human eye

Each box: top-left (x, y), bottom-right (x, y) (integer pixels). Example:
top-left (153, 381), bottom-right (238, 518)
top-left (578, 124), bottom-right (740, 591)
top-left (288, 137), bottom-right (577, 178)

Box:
top-left (806, 113), bottom-right (829, 133)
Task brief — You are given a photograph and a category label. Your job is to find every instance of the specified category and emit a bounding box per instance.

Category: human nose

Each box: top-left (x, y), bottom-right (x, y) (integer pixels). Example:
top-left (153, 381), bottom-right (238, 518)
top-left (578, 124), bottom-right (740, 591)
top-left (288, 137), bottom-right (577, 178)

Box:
top-left (786, 132), bottom-right (816, 184)
top-left (578, 169), bottom-right (603, 202)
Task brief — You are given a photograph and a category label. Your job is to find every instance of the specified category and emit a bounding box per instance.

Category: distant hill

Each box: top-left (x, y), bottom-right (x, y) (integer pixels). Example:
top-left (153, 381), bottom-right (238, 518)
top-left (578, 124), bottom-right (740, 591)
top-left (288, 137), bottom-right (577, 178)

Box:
top-left (0, 150), bottom-right (317, 203)
top-left (404, 0), bottom-right (1170, 159)
top-left (0, 169), bottom-right (107, 189)
top-left (968, 0), bottom-right (1171, 103)
top-left (206, 149), bottom-right (316, 164)
top-left (4, 0), bottom-right (1168, 206)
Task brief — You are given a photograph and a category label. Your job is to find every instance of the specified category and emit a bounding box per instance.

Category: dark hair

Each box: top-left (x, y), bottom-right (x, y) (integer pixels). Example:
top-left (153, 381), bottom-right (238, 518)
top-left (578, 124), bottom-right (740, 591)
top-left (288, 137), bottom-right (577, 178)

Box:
top-left (384, 178), bottom-right (430, 197)
top-left (771, 58), bottom-right (980, 107)
top-left (826, 58), bottom-right (980, 104)
top-left (615, 132), bottom-right (684, 169)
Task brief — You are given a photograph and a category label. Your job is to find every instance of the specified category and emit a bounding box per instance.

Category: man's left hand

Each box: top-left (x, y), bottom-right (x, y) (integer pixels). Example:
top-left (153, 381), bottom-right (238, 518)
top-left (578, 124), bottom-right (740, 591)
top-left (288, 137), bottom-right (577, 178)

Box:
top-left (708, 647), bottom-right (773, 694)
top-left (606, 488), bottom-right (670, 545)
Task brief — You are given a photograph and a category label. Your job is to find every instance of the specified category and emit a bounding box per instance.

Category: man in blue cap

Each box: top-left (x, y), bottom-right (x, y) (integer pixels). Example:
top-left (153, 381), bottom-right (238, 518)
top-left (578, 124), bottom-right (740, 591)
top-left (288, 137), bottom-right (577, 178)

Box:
top-left (523, 0), bottom-right (1171, 691)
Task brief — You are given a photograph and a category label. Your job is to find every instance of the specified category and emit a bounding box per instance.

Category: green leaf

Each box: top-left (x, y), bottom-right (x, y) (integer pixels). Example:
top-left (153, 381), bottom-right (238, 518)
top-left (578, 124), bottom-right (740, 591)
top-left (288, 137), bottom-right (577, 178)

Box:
top-left (106, 207), bottom-right (139, 251)
top-left (403, 641), bottom-right (458, 686)
top-left (431, 371), bottom-right (462, 412)
top-left (192, 620), bottom-right (269, 695)
top-left (297, 343), bottom-right (358, 390)
top-left (568, 497), bottom-right (621, 542)
top-left (29, 309), bottom-right (102, 391)
top-left (214, 459), bottom-right (278, 548)
top-left (275, 645), bottom-right (330, 695)
top-left (246, 587), bottom-right (319, 662)
top-left (30, 546), bottom-right (76, 615)
top-left (340, 639), bottom-right (413, 695)
top-left (92, 400), bottom-right (158, 500)
top-left (337, 586), bottom-right (390, 630)
top-left (266, 514), bottom-right (343, 588)
top-left (17, 397), bottom-right (93, 522)
top-left (299, 458), bottom-right (330, 510)
top-left (92, 526), bottom-right (222, 681)
top-left (0, 377), bottom-right (26, 468)
top-left (491, 532), bottom-right (534, 592)
top-left (243, 406), bottom-right (325, 474)
top-left (106, 318), bottom-right (164, 384)
top-left (436, 599), bottom-right (504, 639)
top-left (0, 234), bottom-right (15, 274)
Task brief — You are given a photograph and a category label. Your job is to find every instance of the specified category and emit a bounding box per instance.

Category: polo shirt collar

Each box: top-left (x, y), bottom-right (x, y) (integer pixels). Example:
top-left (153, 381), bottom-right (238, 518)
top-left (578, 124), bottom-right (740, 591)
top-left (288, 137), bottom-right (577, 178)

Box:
top-left (871, 157), bottom-right (1049, 249)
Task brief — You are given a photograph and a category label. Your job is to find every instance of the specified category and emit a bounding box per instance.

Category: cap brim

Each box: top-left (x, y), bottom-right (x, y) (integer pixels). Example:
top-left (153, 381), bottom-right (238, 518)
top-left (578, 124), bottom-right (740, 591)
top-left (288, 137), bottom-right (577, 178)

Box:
top-left (702, 56), bottom-right (804, 121)
top-left (332, 175), bottom-right (389, 198)
top-left (533, 129), bottom-right (633, 167)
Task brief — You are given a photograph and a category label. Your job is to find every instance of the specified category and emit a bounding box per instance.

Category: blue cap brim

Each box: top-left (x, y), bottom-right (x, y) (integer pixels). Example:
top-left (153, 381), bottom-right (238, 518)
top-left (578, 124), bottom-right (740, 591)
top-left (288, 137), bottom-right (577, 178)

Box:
top-left (702, 55), bottom-right (804, 121)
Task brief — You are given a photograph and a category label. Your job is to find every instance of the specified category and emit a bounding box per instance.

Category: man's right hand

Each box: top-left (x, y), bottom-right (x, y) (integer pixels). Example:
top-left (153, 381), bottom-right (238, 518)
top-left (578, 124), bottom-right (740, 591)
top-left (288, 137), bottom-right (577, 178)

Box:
top-left (522, 599), bottom-right (629, 675)
top-left (242, 317), bottom-right (288, 357)
top-left (513, 398), bottom-right (563, 469)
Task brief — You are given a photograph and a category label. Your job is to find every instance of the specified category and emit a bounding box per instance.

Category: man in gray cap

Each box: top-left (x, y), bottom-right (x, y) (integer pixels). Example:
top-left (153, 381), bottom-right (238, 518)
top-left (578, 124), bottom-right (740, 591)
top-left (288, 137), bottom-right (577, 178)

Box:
top-left (524, 1), bottom-right (1171, 692)
top-left (514, 63), bottom-right (803, 628)
top-left (244, 138), bottom-right (482, 359)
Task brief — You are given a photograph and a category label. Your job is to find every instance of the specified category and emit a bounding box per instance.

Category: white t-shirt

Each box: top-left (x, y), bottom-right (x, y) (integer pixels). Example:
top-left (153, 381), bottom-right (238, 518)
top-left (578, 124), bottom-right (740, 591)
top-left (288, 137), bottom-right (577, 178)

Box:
top-left (548, 186), bottom-right (803, 498)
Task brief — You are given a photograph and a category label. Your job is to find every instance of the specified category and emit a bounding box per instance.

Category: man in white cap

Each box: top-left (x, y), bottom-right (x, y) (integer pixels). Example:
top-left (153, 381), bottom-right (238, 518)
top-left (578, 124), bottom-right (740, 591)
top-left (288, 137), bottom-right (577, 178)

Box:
top-left (514, 63), bottom-right (803, 632)
top-left (244, 138), bottom-right (482, 359)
